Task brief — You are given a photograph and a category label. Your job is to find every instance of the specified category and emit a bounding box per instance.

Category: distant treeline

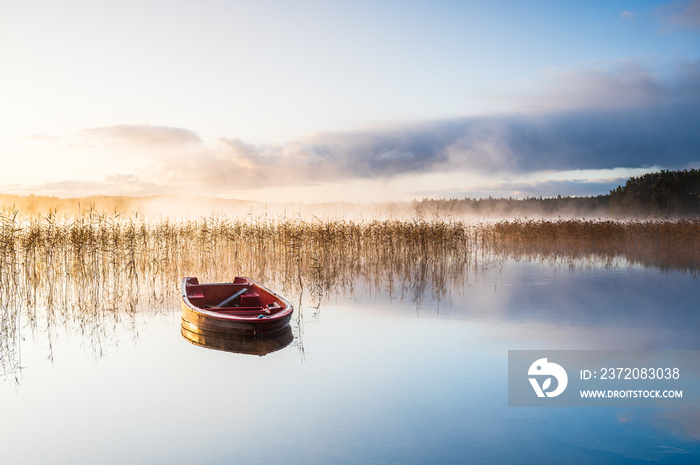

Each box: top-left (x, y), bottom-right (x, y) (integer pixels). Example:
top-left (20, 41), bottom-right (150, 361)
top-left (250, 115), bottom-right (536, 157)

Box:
top-left (1, 169), bottom-right (698, 219)
top-left (411, 169), bottom-right (700, 218)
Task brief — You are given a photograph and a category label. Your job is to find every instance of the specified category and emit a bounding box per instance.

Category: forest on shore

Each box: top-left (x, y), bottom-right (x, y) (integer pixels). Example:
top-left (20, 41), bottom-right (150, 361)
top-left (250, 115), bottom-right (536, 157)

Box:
top-left (608, 169), bottom-right (700, 217)
top-left (408, 169), bottom-right (700, 218)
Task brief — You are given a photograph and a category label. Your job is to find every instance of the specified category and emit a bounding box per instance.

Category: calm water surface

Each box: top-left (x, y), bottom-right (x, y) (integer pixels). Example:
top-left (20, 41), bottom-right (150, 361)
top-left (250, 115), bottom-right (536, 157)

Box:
top-left (1, 257), bottom-right (699, 464)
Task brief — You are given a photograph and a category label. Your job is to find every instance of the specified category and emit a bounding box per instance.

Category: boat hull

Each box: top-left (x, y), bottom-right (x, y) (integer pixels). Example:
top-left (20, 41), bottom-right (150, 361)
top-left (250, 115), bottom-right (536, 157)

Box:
top-left (181, 277), bottom-right (293, 337)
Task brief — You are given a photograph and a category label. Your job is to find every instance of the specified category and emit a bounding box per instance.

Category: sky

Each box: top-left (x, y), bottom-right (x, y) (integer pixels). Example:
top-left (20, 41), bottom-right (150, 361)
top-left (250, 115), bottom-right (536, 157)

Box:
top-left (1, 0), bottom-right (699, 203)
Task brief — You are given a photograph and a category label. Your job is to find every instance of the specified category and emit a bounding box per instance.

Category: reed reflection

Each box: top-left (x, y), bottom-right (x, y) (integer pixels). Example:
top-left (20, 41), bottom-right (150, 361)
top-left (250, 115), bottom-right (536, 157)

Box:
top-left (488, 219), bottom-right (700, 273)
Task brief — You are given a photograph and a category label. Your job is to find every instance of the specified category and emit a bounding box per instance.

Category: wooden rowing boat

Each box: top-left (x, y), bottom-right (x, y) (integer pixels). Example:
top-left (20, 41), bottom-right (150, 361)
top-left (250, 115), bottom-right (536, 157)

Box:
top-left (181, 277), bottom-right (293, 337)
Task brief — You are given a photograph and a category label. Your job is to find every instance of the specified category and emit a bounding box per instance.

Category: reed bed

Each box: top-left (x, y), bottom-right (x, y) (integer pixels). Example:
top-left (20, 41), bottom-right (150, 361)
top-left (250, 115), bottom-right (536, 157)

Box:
top-left (1, 210), bottom-right (698, 379)
top-left (0, 211), bottom-right (477, 375)
top-left (1, 212), bottom-right (697, 316)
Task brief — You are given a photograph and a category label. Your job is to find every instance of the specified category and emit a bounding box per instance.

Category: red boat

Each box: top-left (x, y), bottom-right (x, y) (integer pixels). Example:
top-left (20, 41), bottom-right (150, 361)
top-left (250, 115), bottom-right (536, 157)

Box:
top-left (181, 277), bottom-right (293, 337)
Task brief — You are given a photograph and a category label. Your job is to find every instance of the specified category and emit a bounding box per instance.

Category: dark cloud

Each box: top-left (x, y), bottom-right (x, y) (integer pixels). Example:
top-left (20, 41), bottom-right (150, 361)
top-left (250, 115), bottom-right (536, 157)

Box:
top-left (200, 103), bottom-right (699, 184)
top-left (459, 105), bottom-right (700, 173)
top-left (144, 103), bottom-right (699, 194)
top-left (83, 124), bottom-right (202, 146)
top-left (172, 59), bottom-right (699, 188)
top-left (302, 125), bottom-right (454, 177)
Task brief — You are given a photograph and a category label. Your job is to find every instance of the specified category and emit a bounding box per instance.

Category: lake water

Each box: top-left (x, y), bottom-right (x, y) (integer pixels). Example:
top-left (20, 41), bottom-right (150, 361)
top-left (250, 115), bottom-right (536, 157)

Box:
top-left (1, 256), bottom-right (699, 464)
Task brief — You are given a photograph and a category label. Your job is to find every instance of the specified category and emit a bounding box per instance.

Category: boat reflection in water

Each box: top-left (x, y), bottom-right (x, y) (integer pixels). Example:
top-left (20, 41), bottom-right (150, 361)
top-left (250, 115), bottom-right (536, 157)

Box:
top-left (180, 276), bottom-right (294, 356)
top-left (180, 322), bottom-right (294, 356)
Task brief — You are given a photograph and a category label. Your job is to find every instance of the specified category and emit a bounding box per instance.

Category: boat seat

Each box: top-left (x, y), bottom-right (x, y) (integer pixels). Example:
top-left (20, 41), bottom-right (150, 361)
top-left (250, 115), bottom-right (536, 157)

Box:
top-left (240, 294), bottom-right (262, 308)
top-left (187, 286), bottom-right (206, 308)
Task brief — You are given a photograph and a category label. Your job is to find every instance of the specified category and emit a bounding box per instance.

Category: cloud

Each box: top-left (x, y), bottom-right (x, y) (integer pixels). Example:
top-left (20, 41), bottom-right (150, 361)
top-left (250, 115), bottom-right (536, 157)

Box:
top-left (2, 176), bottom-right (168, 197)
top-left (141, 101), bottom-right (698, 197)
top-left (531, 60), bottom-right (675, 112)
top-left (493, 179), bottom-right (627, 198)
top-left (14, 60), bottom-right (699, 201)
top-left (415, 178), bottom-right (628, 200)
top-left (459, 106), bottom-right (699, 173)
top-left (130, 59), bottom-right (700, 196)
top-left (21, 134), bottom-right (62, 142)
top-left (82, 124), bottom-right (202, 146)
top-left (243, 104), bottom-right (697, 180)
top-left (658, 0), bottom-right (700, 30)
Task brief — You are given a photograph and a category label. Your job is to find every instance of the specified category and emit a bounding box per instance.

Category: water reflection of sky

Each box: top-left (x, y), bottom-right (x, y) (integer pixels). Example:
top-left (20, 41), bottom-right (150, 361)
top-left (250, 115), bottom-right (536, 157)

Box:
top-left (1, 258), bottom-right (699, 464)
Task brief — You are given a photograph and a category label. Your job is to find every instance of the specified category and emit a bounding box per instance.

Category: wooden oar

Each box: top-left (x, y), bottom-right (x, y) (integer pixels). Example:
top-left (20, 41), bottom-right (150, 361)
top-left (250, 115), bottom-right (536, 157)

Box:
top-left (216, 288), bottom-right (247, 307)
